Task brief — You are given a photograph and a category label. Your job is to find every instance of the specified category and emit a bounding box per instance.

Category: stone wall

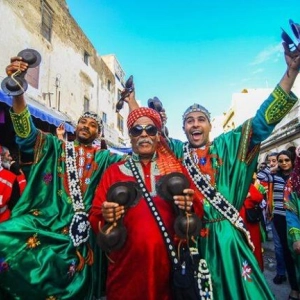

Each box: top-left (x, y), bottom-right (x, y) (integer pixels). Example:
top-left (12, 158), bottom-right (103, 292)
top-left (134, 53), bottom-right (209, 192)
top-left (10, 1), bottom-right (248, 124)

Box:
top-left (0, 0), bottom-right (128, 146)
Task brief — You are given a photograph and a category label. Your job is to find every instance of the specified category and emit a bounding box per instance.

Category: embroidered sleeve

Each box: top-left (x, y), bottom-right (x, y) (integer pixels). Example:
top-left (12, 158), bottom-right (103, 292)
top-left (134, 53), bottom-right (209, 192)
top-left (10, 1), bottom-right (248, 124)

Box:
top-left (286, 207), bottom-right (300, 243)
top-left (288, 228), bottom-right (300, 242)
top-left (265, 85), bottom-right (298, 125)
top-left (9, 106), bottom-right (32, 138)
top-left (249, 84), bottom-right (298, 146)
top-left (238, 119), bottom-right (260, 164)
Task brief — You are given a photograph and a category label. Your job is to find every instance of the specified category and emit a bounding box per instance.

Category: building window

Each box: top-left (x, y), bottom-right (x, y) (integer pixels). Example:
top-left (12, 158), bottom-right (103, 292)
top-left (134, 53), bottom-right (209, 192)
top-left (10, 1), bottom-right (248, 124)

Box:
top-left (84, 51), bottom-right (89, 65)
top-left (26, 67), bottom-right (40, 89)
top-left (41, 0), bottom-right (53, 42)
top-left (117, 114), bottom-right (124, 133)
top-left (107, 80), bottom-right (111, 91)
top-left (102, 112), bottom-right (107, 124)
top-left (84, 97), bottom-right (89, 112)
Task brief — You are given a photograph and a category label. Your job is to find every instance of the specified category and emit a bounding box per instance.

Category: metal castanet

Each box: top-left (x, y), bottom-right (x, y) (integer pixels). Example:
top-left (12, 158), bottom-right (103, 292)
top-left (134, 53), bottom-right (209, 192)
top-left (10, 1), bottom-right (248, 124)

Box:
top-left (290, 19), bottom-right (300, 43)
top-left (157, 172), bottom-right (202, 239)
top-left (148, 96), bottom-right (163, 112)
top-left (1, 48), bottom-right (41, 96)
top-left (116, 75), bottom-right (134, 112)
top-left (281, 19), bottom-right (300, 52)
top-left (97, 221), bottom-right (127, 253)
top-left (147, 96), bottom-right (169, 138)
top-left (96, 181), bottom-right (140, 252)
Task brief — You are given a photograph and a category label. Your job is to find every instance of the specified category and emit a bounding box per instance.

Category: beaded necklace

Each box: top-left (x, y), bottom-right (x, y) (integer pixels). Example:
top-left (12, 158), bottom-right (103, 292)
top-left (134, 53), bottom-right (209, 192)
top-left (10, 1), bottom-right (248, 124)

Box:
top-left (65, 141), bottom-right (90, 247)
top-left (183, 142), bottom-right (254, 250)
top-left (74, 141), bottom-right (95, 193)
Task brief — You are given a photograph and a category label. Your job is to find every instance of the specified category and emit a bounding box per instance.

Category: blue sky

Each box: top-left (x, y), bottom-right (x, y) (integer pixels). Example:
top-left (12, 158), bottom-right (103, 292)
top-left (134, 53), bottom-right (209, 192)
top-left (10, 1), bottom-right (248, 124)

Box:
top-left (66, 0), bottom-right (299, 140)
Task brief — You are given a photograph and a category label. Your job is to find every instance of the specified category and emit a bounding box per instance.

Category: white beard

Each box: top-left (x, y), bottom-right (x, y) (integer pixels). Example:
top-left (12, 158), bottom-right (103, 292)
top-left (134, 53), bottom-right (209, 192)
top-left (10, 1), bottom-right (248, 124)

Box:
top-left (1, 160), bottom-right (10, 170)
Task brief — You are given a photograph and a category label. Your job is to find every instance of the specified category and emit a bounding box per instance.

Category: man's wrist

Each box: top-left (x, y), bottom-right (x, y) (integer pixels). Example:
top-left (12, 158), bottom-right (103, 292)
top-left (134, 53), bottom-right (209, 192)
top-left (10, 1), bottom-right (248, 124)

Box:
top-left (287, 66), bottom-right (300, 76)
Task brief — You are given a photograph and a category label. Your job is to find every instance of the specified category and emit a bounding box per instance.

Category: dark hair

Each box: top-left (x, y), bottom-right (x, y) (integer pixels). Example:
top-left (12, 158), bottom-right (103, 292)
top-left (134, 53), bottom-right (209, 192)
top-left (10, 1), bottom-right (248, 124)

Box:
top-left (267, 152), bottom-right (278, 159)
top-left (287, 146), bottom-right (296, 163)
top-left (277, 150), bottom-right (295, 167)
top-left (291, 152), bottom-right (300, 196)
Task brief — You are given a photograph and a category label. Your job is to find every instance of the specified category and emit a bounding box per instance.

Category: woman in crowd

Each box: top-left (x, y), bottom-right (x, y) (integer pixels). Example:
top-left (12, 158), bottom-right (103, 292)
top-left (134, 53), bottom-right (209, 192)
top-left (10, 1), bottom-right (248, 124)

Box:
top-left (285, 146), bottom-right (300, 299)
top-left (258, 150), bottom-right (299, 300)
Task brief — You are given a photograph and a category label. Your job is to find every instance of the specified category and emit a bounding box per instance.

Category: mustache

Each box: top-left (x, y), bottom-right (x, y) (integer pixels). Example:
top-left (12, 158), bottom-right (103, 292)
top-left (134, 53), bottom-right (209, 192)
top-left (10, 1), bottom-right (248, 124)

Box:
top-left (136, 138), bottom-right (154, 146)
top-left (80, 127), bottom-right (90, 134)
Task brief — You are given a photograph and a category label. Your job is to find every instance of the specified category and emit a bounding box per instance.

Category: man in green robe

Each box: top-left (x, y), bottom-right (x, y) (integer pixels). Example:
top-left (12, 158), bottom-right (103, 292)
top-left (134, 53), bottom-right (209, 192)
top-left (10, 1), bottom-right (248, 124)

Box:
top-left (0, 57), bottom-right (137, 300)
top-left (165, 42), bottom-right (300, 299)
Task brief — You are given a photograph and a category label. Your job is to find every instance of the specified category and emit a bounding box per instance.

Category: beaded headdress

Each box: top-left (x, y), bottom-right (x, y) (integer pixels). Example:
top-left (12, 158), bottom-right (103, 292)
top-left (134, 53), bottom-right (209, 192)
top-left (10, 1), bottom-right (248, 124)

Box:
top-left (78, 111), bottom-right (103, 131)
top-left (182, 104), bottom-right (211, 123)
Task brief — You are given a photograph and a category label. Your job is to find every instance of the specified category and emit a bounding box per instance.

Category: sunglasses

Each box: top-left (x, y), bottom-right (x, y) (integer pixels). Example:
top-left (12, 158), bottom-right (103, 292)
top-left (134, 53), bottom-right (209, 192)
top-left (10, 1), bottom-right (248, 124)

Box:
top-left (129, 124), bottom-right (158, 137)
top-left (278, 158), bottom-right (291, 163)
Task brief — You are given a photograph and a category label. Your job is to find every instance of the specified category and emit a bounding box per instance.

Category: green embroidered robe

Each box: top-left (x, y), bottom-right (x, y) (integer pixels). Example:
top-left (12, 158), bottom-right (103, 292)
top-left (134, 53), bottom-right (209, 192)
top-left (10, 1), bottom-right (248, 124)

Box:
top-left (285, 182), bottom-right (300, 286)
top-left (168, 85), bottom-right (297, 300)
top-left (0, 107), bottom-right (122, 300)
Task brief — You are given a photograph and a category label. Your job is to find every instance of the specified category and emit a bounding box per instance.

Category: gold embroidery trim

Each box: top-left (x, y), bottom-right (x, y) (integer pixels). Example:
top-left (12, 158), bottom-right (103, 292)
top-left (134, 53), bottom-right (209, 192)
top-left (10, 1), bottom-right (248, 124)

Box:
top-left (265, 85), bottom-right (297, 125)
top-left (34, 130), bottom-right (46, 164)
top-left (238, 119), bottom-right (252, 162)
top-left (10, 106), bottom-right (31, 138)
top-left (288, 228), bottom-right (300, 240)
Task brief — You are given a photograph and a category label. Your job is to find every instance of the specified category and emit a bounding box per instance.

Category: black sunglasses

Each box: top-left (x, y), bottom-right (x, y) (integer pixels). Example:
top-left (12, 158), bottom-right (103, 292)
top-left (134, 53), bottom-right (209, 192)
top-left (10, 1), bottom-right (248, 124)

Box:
top-left (278, 158), bottom-right (291, 163)
top-left (129, 124), bottom-right (158, 137)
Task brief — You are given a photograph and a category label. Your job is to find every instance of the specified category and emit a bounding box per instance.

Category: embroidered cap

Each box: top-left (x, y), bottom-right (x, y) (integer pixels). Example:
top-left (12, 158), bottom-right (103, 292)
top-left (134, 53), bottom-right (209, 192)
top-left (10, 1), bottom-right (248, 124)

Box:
top-left (127, 107), bottom-right (162, 131)
top-left (78, 111), bottom-right (103, 131)
top-left (182, 104), bottom-right (211, 123)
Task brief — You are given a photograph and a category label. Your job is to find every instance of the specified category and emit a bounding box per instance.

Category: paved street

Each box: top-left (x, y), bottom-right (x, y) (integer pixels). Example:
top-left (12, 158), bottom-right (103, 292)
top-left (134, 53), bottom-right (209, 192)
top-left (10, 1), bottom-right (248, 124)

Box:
top-left (263, 234), bottom-right (290, 300)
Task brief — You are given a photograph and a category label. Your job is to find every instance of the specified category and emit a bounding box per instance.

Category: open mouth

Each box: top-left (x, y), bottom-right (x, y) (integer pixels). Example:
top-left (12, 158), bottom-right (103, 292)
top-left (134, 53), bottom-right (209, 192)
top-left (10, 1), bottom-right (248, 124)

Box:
top-left (80, 129), bottom-right (90, 135)
top-left (191, 130), bottom-right (203, 139)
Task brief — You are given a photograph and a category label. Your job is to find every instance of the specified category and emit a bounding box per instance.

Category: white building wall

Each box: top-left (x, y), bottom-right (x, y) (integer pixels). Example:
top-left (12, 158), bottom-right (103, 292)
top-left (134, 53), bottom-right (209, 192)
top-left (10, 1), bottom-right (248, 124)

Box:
top-left (0, 0), bottom-right (125, 146)
top-left (102, 54), bottom-right (131, 146)
top-left (222, 83), bottom-right (300, 165)
top-left (231, 88), bottom-right (273, 126)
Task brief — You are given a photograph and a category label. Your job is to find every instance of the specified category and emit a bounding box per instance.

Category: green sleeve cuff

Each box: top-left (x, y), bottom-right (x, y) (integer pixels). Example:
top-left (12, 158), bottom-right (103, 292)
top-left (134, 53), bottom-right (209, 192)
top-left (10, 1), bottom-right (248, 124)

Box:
top-left (265, 84), bottom-right (298, 125)
top-left (288, 227), bottom-right (300, 242)
top-left (9, 106), bottom-right (32, 138)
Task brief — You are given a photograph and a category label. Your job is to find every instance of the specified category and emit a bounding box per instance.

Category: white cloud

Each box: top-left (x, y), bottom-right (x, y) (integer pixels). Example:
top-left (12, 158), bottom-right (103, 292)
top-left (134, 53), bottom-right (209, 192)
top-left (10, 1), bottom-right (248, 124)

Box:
top-left (250, 43), bottom-right (282, 66)
top-left (252, 68), bottom-right (264, 74)
top-left (241, 78), bottom-right (251, 82)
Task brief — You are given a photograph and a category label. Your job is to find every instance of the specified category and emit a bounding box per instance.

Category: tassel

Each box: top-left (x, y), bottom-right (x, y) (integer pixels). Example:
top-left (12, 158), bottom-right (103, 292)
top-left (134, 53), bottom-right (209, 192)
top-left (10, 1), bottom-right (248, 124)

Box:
top-left (105, 252), bottom-right (115, 264)
top-left (85, 243), bottom-right (94, 266)
top-left (76, 249), bottom-right (85, 271)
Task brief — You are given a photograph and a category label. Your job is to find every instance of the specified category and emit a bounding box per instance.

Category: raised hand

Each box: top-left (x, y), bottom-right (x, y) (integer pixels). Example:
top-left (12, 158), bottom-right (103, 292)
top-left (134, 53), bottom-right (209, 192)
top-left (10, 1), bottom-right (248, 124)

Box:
top-left (6, 57), bottom-right (28, 76)
top-left (56, 122), bottom-right (65, 141)
top-left (283, 41), bottom-right (300, 72)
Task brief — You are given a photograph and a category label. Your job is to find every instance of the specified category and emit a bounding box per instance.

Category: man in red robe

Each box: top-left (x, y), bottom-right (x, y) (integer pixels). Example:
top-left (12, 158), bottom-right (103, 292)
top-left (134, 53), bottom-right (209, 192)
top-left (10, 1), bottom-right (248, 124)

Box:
top-left (0, 145), bottom-right (26, 195)
top-left (0, 146), bottom-right (22, 222)
top-left (89, 107), bottom-right (196, 300)
top-left (240, 180), bottom-right (265, 270)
